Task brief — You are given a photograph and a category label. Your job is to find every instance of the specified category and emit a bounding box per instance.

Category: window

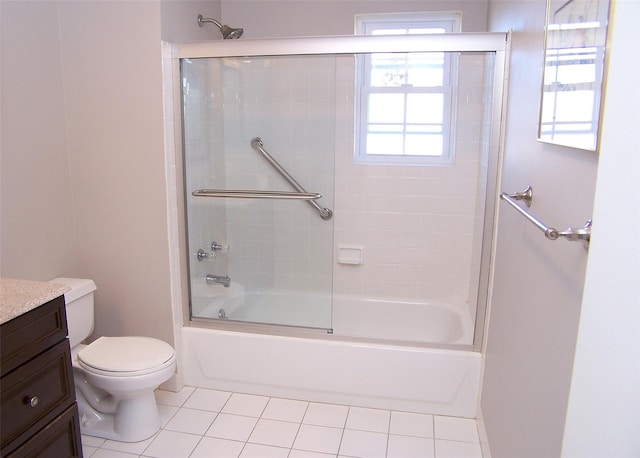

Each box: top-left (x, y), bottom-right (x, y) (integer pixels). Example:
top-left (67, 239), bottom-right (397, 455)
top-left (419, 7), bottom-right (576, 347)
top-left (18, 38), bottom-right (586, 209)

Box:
top-left (355, 13), bottom-right (460, 165)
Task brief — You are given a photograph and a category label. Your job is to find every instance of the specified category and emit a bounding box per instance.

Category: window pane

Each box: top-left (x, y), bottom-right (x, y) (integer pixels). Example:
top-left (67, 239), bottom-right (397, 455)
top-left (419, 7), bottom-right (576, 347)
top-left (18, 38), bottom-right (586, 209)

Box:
top-left (555, 90), bottom-right (594, 122)
top-left (406, 93), bottom-right (443, 124)
top-left (371, 29), bottom-right (407, 35)
top-left (406, 52), bottom-right (444, 87)
top-left (405, 133), bottom-right (443, 156)
top-left (557, 62), bottom-right (595, 85)
top-left (369, 93), bottom-right (405, 123)
top-left (371, 53), bottom-right (407, 87)
top-left (409, 28), bottom-right (446, 34)
top-left (367, 133), bottom-right (404, 155)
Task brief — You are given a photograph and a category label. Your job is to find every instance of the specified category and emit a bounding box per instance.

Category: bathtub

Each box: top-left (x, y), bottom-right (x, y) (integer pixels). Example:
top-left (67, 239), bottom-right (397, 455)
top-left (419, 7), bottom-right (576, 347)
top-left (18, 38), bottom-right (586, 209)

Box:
top-left (183, 293), bottom-right (481, 418)
top-left (192, 292), bottom-right (473, 345)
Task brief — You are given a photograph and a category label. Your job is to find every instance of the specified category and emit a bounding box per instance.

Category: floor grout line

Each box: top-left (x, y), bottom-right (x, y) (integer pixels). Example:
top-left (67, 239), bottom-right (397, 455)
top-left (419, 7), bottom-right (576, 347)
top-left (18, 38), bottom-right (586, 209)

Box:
top-left (83, 387), bottom-right (483, 458)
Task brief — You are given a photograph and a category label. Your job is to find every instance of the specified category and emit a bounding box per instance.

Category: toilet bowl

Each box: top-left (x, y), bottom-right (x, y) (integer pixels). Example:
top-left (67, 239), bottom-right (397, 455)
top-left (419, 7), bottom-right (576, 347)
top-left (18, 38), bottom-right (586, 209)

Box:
top-left (50, 278), bottom-right (176, 442)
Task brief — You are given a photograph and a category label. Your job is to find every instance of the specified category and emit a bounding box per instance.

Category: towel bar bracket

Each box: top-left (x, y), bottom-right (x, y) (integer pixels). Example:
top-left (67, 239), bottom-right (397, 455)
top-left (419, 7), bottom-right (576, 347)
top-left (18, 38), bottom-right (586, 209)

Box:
top-left (505, 185), bottom-right (533, 207)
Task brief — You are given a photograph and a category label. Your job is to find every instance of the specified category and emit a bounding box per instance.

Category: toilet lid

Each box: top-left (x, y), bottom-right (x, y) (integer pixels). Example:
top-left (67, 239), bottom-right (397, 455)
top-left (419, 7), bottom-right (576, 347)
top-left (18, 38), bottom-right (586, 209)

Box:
top-left (78, 336), bottom-right (175, 373)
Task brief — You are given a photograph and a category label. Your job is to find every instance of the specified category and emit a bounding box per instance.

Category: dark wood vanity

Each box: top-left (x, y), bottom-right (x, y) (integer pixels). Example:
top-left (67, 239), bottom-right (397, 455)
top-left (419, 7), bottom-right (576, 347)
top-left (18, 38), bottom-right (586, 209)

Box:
top-left (1, 282), bottom-right (83, 457)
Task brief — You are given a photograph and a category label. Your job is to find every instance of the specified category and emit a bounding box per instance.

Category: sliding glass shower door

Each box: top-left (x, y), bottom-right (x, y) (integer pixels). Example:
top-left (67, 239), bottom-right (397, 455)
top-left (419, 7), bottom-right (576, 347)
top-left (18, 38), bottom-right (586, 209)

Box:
top-left (181, 55), bottom-right (336, 330)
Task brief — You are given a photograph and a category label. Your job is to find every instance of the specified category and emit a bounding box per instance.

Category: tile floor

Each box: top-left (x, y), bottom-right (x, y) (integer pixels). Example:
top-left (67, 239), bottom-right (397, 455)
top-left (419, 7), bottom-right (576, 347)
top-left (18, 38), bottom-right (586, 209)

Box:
top-left (81, 386), bottom-right (483, 458)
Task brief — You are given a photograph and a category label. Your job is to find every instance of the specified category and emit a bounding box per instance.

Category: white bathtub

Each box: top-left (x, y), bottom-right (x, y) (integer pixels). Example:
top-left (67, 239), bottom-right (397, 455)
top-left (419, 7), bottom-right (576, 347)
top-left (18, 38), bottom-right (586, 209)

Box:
top-left (332, 296), bottom-right (473, 345)
top-left (192, 289), bottom-right (332, 330)
top-left (183, 294), bottom-right (481, 418)
top-left (193, 292), bottom-right (473, 345)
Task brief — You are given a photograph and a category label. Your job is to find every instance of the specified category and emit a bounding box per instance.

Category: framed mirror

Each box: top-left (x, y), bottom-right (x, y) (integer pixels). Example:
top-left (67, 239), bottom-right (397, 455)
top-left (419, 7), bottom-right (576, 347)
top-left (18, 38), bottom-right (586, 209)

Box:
top-left (538, 0), bottom-right (611, 151)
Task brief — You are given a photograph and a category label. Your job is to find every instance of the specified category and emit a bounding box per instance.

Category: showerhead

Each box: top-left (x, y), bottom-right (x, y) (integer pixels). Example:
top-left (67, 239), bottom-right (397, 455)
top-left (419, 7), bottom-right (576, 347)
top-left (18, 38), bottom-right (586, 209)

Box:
top-left (197, 14), bottom-right (244, 39)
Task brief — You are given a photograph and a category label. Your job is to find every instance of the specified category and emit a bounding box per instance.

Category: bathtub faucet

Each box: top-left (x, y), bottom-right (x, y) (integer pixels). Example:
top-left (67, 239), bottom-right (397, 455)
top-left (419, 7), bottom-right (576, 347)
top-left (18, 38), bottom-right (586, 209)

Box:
top-left (206, 274), bottom-right (231, 287)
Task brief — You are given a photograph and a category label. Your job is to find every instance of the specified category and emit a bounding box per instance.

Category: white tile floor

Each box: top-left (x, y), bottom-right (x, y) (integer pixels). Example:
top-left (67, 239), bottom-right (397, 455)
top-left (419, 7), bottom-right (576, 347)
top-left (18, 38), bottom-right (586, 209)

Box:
top-left (81, 386), bottom-right (483, 458)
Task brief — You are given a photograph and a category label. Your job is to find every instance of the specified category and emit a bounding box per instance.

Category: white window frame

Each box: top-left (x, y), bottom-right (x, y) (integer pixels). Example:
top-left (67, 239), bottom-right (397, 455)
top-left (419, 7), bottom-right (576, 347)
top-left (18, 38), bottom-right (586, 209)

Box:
top-left (354, 12), bottom-right (461, 166)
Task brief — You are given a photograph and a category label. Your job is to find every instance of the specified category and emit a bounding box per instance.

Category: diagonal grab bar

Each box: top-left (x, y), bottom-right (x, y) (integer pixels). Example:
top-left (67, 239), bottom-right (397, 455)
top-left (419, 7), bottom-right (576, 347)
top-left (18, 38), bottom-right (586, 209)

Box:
top-left (250, 137), bottom-right (333, 220)
top-left (500, 186), bottom-right (592, 248)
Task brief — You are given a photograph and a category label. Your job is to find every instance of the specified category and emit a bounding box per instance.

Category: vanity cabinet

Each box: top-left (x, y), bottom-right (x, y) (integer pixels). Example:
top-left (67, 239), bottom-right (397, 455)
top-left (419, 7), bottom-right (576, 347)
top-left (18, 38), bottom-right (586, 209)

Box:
top-left (1, 295), bottom-right (83, 457)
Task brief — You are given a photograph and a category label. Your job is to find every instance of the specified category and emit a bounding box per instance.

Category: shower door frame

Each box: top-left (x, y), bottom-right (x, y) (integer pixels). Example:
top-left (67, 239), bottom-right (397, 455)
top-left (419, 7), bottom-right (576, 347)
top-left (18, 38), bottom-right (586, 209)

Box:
top-left (175, 32), bottom-right (509, 352)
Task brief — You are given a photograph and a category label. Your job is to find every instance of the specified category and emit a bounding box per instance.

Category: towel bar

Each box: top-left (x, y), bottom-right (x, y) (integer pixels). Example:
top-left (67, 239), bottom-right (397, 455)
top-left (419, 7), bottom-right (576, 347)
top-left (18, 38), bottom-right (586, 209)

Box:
top-left (500, 186), bottom-right (592, 248)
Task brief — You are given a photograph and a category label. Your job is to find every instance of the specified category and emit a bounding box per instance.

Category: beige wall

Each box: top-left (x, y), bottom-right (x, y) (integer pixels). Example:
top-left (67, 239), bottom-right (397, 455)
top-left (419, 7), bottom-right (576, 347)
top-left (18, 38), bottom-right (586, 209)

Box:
top-left (1, 1), bottom-right (78, 280)
top-left (0, 0), bottom-right (220, 346)
top-left (222, 0), bottom-right (488, 37)
top-left (162, 1), bottom-right (222, 42)
top-left (482, 1), bottom-right (599, 457)
top-left (56, 1), bottom-right (172, 343)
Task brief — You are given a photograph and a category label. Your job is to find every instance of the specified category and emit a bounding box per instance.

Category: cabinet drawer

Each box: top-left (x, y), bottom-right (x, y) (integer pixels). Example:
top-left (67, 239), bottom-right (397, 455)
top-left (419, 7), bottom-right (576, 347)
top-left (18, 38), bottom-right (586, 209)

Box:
top-left (1, 295), bottom-right (68, 376)
top-left (5, 403), bottom-right (82, 458)
top-left (0, 340), bottom-right (74, 452)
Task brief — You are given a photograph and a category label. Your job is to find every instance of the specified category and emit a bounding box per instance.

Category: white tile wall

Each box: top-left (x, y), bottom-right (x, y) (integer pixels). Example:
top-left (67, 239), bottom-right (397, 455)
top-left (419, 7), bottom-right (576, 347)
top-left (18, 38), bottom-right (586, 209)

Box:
top-left (333, 53), bottom-right (493, 310)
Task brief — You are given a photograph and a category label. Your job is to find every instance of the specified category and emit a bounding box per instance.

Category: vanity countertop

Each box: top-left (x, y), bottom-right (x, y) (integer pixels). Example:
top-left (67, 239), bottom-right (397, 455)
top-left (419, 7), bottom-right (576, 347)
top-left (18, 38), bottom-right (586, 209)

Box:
top-left (0, 278), bottom-right (70, 325)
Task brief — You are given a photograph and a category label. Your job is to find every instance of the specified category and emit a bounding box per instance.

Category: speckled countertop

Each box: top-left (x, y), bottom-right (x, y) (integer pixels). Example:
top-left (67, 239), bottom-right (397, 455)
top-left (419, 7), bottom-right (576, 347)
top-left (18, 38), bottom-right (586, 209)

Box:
top-left (0, 278), bottom-right (70, 325)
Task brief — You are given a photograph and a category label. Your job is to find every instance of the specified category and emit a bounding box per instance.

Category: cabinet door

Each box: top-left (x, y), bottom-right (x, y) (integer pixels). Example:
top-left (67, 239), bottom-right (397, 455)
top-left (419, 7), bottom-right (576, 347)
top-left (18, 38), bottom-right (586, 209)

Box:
top-left (6, 404), bottom-right (83, 458)
top-left (1, 341), bottom-right (74, 451)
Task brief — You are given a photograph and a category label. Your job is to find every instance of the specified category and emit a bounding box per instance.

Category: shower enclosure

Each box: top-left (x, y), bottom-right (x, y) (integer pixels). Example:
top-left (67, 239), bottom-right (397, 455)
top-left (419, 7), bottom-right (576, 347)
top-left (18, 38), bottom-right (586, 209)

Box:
top-left (179, 34), bottom-right (506, 349)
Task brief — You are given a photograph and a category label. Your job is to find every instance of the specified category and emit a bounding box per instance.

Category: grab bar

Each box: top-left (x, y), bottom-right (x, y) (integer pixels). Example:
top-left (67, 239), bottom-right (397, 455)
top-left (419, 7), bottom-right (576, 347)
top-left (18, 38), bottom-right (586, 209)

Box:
top-left (500, 186), bottom-right (592, 248)
top-left (250, 137), bottom-right (333, 220)
top-left (192, 189), bottom-right (323, 200)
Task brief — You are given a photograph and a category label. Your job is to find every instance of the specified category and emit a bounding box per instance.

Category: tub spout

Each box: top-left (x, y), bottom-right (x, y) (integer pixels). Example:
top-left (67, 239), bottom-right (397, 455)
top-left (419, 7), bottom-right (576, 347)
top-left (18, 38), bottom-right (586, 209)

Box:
top-left (206, 274), bottom-right (231, 287)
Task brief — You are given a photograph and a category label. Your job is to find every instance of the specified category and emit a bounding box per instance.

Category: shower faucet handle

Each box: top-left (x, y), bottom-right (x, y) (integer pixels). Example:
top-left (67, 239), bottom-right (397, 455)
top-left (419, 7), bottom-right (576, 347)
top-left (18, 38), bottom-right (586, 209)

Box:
top-left (211, 241), bottom-right (229, 254)
top-left (196, 249), bottom-right (212, 261)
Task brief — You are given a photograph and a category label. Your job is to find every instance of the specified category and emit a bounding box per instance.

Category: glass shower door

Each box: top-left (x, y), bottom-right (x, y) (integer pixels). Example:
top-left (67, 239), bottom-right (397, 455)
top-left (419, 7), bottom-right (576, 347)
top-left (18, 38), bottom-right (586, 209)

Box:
top-left (181, 55), bottom-right (336, 330)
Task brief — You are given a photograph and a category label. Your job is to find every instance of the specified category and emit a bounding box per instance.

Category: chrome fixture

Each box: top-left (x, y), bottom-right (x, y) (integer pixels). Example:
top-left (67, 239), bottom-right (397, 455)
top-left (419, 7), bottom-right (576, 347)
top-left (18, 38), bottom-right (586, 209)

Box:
top-left (211, 241), bottom-right (229, 254)
top-left (500, 186), bottom-right (592, 248)
top-left (196, 249), bottom-right (210, 261)
top-left (193, 189), bottom-right (323, 200)
top-left (192, 138), bottom-right (333, 221)
top-left (197, 14), bottom-right (243, 39)
top-left (250, 137), bottom-right (333, 220)
top-left (196, 241), bottom-right (229, 261)
top-left (218, 308), bottom-right (227, 319)
top-left (206, 274), bottom-right (231, 287)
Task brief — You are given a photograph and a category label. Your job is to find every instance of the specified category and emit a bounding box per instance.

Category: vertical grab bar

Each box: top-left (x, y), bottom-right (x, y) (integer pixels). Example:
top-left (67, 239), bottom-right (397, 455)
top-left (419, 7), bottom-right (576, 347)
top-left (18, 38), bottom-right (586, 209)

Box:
top-left (250, 137), bottom-right (333, 220)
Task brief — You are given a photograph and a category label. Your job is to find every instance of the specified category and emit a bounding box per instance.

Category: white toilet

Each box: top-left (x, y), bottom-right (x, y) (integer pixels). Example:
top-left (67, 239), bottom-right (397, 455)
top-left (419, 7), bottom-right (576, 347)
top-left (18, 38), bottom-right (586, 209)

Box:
top-left (51, 277), bottom-right (176, 442)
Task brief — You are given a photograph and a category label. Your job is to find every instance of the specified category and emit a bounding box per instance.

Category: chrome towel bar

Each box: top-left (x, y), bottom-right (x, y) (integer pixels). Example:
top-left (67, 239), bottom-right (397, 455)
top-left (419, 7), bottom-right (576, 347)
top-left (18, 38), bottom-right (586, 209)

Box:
top-left (500, 186), bottom-right (592, 248)
top-left (192, 189), bottom-right (323, 200)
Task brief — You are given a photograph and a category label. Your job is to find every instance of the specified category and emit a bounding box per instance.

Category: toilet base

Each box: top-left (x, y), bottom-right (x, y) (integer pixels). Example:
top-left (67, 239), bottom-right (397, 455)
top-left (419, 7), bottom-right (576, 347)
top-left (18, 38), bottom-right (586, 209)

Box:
top-left (76, 388), bottom-right (162, 442)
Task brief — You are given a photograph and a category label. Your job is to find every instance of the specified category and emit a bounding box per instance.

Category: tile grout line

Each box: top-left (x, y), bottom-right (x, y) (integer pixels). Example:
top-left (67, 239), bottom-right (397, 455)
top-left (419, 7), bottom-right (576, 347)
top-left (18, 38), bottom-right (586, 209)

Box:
top-left (85, 389), bottom-right (484, 458)
top-left (285, 399), bottom-right (310, 456)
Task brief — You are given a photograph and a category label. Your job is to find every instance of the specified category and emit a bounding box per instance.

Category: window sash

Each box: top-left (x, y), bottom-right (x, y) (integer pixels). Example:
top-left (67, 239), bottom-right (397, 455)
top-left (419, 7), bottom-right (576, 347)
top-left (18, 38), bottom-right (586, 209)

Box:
top-left (355, 14), bottom-right (459, 165)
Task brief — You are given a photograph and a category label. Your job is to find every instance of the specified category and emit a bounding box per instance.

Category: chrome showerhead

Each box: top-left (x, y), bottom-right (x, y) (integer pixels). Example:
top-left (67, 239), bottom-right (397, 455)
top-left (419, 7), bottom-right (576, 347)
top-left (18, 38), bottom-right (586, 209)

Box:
top-left (197, 14), bottom-right (244, 39)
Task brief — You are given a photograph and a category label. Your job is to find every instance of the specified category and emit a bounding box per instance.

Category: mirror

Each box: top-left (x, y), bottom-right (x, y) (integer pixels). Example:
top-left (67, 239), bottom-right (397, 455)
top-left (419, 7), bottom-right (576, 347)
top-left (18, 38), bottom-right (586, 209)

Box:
top-left (538, 0), bottom-right (610, 151)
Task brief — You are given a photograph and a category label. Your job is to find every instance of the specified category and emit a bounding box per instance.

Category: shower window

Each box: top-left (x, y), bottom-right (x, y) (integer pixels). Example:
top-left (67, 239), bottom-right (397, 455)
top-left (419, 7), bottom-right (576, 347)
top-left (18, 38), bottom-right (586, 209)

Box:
top-left (355, 13), bottom-right (461, 165)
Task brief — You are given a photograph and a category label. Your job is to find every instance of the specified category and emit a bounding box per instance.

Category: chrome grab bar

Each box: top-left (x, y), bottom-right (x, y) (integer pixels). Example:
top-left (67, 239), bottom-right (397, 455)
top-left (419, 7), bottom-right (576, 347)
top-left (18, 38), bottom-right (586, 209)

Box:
top-left (192, 189), bottom-right (323, 200)
top-left (250, 137), bottom-right (333, 220)
top-left (500, 186), bottom-right (592, 248)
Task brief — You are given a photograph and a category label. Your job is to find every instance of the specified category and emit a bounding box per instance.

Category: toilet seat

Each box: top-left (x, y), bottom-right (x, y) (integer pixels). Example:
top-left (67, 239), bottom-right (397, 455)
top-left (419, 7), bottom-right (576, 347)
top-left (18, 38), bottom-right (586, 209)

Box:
top-left (78, 336), bottom-right (175, 377)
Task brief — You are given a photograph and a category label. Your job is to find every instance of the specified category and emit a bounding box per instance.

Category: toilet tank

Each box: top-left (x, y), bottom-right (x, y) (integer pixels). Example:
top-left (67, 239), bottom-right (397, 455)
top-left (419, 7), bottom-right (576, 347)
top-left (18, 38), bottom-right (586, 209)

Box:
top-left (50, 277), bottom-right (97, 348)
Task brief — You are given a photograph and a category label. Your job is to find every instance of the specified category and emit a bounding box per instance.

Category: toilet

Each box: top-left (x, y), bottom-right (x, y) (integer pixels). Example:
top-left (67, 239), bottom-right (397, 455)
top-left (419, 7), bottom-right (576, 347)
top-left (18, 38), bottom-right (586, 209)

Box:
top-left (50, 278), bottom-right (176, 442)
